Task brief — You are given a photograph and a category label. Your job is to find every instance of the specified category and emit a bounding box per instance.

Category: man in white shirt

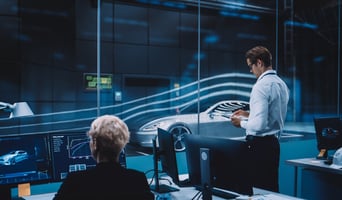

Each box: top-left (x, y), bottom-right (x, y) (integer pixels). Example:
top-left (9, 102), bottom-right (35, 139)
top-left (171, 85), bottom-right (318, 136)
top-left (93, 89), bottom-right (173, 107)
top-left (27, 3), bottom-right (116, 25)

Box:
top-left (231, 46), bottom-right (289, 192)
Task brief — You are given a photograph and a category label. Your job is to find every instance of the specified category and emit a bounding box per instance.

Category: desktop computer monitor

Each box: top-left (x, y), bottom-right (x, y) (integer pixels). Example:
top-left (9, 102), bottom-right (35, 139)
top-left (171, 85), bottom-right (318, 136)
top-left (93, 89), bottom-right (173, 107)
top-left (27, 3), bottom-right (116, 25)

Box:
top-left (150, 128), bottom-right (180, 193)
top-left (0, 134), bottom-right (52, 199)
top-left (314, 117), bottom-right (342, 159)
top-left (184, 134), bottom-right (252, 195)
top-left (50, 132), bottom-right (126, 182)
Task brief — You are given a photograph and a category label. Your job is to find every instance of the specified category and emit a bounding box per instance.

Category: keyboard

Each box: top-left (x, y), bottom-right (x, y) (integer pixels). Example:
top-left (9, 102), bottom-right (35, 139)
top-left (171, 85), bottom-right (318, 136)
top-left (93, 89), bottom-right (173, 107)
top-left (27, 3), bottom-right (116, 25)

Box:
top-left (212, 187), bottom-right (240, 199)
top-left (195, 185), bottom-right (240, 199)
top-left (177, 179), bottom-right (192, 187)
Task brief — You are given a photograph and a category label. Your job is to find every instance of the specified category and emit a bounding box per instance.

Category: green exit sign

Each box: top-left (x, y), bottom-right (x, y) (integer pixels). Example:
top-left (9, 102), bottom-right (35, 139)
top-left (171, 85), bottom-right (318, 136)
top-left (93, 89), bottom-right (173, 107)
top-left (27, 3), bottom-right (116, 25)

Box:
top-left (84, 73), bottom-right (112, 91)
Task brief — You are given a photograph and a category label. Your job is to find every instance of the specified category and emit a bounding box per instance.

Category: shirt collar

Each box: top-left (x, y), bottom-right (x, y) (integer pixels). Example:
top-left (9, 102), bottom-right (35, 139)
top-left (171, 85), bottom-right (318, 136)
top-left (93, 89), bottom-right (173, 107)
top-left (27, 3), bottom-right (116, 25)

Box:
top-left (257, 69), bottom-right (277, 81)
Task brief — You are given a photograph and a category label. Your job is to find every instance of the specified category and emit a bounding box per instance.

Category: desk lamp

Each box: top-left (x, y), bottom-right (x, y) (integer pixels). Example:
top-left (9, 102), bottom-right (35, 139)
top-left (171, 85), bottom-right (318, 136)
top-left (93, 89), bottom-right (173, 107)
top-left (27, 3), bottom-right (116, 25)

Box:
top-left (0, 101), bottom-right (34, 118)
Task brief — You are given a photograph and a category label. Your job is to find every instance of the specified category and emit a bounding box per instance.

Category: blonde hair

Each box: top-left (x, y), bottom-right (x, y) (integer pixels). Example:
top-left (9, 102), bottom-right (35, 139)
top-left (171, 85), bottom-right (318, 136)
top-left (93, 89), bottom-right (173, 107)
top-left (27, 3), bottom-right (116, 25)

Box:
top-left (88, 115), bottom-right (130, 161)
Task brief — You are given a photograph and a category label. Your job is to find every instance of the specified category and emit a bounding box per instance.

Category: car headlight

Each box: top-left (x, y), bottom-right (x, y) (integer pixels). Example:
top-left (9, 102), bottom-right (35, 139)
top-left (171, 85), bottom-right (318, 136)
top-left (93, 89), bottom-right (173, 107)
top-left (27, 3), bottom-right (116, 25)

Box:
top-left (141, 122), bottom-right (165, 131)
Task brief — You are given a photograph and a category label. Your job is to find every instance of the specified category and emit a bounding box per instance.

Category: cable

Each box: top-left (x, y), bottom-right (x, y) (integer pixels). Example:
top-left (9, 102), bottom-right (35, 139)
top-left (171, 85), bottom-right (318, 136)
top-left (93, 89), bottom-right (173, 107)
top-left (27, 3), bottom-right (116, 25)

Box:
top-left (148, 173), bottom-right (155, 186)
top-left (144, 169), bottom-right (156, 175)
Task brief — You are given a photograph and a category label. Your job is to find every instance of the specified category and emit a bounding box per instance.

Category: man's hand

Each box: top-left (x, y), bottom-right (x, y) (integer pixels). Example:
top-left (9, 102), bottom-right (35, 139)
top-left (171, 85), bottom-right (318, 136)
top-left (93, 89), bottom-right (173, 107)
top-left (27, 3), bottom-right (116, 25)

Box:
top-left (230, 109), bottom-right (249, 128)
top-left (231, 115), bottom-right (241, 127)
top-left (232, 109), bottom-right (249, 118)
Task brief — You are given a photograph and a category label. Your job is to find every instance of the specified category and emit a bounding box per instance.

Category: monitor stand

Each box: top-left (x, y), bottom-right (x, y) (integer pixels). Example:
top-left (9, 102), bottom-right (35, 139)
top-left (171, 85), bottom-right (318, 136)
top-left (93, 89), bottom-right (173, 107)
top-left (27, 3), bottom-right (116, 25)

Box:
top-left (200, 148), bottom-right (212, 200)
top-left (150, 184), bottom-right (179, 194)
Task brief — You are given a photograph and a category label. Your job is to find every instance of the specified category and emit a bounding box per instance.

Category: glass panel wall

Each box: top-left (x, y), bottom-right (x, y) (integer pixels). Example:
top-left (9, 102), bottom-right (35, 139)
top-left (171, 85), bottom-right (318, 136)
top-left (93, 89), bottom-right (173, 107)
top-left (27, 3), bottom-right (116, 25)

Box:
top-left (280, 0), bottom-right (341, 121)
top-left (0, 0), bottom-right (341, 155)
top-left (191, 1), bottom-right (277, 139)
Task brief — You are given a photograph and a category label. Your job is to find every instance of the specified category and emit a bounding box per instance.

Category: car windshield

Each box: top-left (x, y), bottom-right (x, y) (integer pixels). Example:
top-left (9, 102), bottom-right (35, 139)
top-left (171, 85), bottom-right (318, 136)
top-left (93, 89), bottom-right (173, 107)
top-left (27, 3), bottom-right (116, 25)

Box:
top-left (179, 100), bottom-right (248, 115)
top-left (179, 101), bottom-right (215, 114)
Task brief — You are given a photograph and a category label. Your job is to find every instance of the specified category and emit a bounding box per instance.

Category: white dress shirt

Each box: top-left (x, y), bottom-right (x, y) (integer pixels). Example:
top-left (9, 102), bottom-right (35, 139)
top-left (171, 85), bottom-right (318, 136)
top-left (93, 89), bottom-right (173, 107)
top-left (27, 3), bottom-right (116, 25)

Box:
top-left (240, 70), bottom-right (289, 137)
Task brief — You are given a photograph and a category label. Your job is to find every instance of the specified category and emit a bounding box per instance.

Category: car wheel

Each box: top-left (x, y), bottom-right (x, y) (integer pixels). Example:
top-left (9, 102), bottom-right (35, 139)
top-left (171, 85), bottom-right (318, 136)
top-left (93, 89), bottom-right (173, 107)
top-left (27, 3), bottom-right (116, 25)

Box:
top-left (168, 125), bottom-right (191, 152)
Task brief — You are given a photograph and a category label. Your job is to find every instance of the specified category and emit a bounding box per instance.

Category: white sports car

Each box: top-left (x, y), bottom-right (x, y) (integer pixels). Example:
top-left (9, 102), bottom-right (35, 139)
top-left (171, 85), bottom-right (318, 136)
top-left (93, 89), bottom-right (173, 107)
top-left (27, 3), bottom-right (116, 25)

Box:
top-left (130, 100), bottom-right (249, 151)
top-left (0, 150), bottom-right (29, 165)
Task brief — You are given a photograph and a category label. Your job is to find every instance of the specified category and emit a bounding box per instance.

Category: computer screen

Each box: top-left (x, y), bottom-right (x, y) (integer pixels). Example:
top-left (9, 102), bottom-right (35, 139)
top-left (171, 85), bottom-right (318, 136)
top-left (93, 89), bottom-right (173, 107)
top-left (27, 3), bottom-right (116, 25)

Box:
top-left (314, 117), bottom-right (342, 157)
top-left (50, 132), bottom-right (126, 181)
top-left (184, 134), bottom-right (252, 195)
top-left (0, 134), bottom-right (52, 199)
top-left (158, 128), bottom-right (182, 185)
top-left (150, 128), bottom-right (180, 193)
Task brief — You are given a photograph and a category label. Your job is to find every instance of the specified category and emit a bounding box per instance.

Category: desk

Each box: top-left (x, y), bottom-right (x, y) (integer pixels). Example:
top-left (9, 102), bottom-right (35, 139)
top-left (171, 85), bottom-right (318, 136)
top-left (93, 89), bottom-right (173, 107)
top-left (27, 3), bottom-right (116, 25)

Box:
top-left (167, 187), bottom-right (304, 200)
top-left (22, 177), bottom-right (303, 200)
top-left (21, 188), bottom-right (303, 200)
top-left (21, 193), bottom-right (55, 200)
top-left (286, 157), bottom-right (342, 197)
top-left (153, 174), bottom-right (303, 199)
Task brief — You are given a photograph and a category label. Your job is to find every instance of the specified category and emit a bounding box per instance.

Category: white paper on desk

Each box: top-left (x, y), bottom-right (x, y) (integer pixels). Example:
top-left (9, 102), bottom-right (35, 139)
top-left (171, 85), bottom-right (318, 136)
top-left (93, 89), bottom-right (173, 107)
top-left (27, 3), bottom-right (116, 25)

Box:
top-left (250, 194), bottom-right (294, 200)
top-left (22, 192), bottom-right (56, 200)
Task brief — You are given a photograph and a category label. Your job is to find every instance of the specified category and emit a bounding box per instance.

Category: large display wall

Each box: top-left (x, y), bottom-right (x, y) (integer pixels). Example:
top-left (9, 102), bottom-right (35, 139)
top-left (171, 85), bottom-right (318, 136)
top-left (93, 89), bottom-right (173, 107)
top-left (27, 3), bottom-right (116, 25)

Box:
top-left (0, 0), bottom-right (341, 153)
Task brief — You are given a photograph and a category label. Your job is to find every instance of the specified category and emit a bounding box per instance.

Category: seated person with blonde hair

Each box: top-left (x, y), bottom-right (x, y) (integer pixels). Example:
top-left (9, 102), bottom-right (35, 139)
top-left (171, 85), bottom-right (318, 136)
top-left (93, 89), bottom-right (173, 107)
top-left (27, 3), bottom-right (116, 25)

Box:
top-left (54, 115), bottom-right (154, 200)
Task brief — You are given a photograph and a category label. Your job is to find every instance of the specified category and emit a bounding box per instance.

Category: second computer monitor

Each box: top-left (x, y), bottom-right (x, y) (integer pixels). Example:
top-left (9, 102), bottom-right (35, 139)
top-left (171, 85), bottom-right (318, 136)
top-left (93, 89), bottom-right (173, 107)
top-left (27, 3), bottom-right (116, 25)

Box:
top-left (50, 132), bottom-right (126, 182)
top-left (184, 134), bottom-right (252, 195)
top-left (314, 116), bottom-right (342, 158)
top-left (157, 128), bottom-right (181, 186)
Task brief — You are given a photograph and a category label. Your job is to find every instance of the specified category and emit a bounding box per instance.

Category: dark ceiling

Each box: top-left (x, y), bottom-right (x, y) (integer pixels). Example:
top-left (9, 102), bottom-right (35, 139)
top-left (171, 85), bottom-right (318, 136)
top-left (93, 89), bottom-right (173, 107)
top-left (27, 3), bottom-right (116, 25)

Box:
top-left (112, 0), bottom-right (340, 45)
top-left (114, 0), bottom-right (340, 13)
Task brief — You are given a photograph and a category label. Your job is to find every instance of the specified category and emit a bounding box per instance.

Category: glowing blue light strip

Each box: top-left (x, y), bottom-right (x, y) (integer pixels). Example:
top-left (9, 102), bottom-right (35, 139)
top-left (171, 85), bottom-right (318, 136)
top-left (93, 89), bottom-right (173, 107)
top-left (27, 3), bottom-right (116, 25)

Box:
top-left (219, 11), bottom-right (260, 21)
top-left (284, 20), bottom-right (318, 30)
